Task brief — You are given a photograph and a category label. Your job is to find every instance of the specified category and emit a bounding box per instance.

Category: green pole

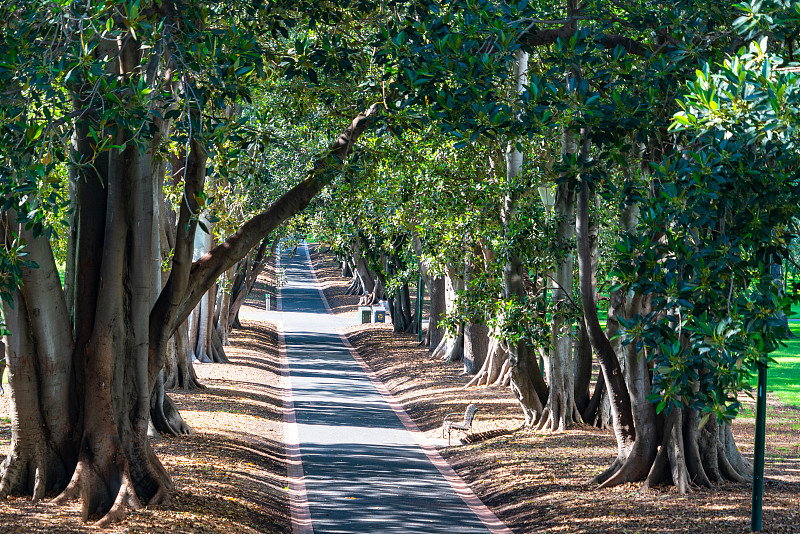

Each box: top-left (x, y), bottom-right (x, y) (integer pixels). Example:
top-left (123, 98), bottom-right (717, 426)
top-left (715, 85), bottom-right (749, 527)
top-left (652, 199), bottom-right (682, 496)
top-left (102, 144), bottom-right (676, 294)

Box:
top-left (751, 361), bottom-right (768, 532)
top-left (417, 276), bottom-right (425, 343)
top-left (541, 283), bottom-right (547, 374)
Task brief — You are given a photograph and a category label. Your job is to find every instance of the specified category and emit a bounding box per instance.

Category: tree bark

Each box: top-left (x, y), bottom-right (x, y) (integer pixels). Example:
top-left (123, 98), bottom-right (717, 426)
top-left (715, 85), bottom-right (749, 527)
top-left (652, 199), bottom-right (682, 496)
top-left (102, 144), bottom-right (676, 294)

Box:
top-left (539, 143), bottom-right (580, 432)
top-left (430, 268), bottom-right (464, 362)
top-left (573, 320), bottom-right (593, 414)
top-left (464, 322), bottom-right (489, 375)
top-left (56, 132), bottom-right (172, 523)
top-left (0, 260), bottom-right (75, 501)
top-left (164, 320), bottom-right (203, 390)
top-left (226, 236), bottom-right (273, 333)
top-left (463, 257), bottom-right (489, 375)
top-left (466, 332), bottom-right (510, 388)
top-left (575, 146), bottom-right (642, 487)
top-left (425, 275), bottom-right (446, 349)
top-left (498, 49), bottom-right (551, 426)
top-left (503, 253), bottom-right (549, 425)
top-left (3, 67), bottom-right (379, 522)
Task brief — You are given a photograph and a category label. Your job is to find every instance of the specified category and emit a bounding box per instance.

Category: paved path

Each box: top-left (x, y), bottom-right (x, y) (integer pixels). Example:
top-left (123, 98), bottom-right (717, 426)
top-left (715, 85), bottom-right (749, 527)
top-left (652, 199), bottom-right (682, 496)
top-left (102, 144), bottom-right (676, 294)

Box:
top-left (279, 244), bottom-right (511, 534)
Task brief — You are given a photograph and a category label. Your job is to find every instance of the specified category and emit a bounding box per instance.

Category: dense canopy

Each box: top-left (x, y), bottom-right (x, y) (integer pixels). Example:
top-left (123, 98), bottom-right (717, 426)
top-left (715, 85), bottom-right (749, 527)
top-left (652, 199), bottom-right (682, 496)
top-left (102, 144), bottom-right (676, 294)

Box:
top-left (0, 0), bottom-right (798, 526)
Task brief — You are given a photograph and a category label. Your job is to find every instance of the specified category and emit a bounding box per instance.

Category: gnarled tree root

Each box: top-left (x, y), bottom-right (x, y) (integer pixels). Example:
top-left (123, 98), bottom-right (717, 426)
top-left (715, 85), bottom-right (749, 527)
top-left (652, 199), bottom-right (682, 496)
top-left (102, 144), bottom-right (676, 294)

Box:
top-left (594, 407), bottom-right (751, 495)
top-left (151, 378), bottom-right (192, 437)
top-left (0, 441), bottom-right (69, 502)
top-left (55, 437), bottom-right (172, 526)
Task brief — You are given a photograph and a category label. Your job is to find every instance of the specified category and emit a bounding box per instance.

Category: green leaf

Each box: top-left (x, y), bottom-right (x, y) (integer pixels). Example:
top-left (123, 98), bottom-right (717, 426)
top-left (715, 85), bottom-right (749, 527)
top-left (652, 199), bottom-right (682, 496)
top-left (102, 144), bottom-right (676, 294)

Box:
top-left (698, 412), bottom-right (711, 430)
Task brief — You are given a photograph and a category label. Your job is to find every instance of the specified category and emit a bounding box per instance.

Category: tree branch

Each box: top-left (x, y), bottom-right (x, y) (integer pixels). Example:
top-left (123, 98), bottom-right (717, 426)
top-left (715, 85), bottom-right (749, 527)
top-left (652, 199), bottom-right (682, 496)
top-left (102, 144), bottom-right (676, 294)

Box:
top-left (519, 20), bottom-right (648, 57)
top-left (161, 103), bottom-right (381, 336)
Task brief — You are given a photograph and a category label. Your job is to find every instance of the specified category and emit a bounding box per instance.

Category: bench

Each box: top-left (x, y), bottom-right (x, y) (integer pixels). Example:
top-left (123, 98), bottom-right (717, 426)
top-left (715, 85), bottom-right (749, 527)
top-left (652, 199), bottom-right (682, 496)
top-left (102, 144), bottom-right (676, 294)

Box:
top-left (442, 404), bottom-right (479, 445)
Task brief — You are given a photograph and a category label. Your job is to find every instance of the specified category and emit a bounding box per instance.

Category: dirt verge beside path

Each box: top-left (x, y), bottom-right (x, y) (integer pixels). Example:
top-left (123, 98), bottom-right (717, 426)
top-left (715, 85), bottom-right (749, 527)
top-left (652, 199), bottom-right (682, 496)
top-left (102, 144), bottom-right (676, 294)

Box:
top-left (311, 247), bottom-right (800, 534)
top-left (0, 285), bottom-right (289, 533)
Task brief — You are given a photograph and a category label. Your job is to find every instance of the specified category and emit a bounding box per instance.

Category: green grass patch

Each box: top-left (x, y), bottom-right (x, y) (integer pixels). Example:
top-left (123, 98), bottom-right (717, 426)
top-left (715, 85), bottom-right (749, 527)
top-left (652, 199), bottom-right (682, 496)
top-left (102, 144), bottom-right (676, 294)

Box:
top-left (766, 324), bottom-right (800, 407)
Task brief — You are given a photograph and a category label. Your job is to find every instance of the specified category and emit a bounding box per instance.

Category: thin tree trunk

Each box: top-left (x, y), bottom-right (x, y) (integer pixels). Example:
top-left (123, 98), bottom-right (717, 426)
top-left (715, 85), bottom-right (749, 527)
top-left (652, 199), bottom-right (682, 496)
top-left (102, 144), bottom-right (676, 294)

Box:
top-left (573, 320), bottom-right (593, 414)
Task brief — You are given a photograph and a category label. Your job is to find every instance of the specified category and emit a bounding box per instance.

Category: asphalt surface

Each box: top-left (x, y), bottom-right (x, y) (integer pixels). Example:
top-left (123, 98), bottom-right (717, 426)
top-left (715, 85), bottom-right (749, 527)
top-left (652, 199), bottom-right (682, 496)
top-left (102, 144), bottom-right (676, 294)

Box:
top-left (280, 244), bottom-right (496, 534)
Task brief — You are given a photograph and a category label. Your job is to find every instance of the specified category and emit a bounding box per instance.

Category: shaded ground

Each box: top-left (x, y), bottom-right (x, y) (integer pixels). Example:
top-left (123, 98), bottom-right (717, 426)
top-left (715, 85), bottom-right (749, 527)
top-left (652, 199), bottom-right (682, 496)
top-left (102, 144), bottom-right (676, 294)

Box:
top-left (0, 263), bottom-right (289, 533)
top-left (311, 249), bottom-right (800, 534)
top-left (310, 248), bottom-right (358, 318)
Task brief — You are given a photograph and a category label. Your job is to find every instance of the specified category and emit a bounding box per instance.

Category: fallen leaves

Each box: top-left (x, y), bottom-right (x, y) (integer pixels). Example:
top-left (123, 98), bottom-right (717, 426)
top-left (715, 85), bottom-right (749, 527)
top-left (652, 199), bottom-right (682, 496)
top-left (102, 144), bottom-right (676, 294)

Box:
top-left (315, 249), bottom-right (800, 534)
top-left (0, 281), bottom-right (290, 533)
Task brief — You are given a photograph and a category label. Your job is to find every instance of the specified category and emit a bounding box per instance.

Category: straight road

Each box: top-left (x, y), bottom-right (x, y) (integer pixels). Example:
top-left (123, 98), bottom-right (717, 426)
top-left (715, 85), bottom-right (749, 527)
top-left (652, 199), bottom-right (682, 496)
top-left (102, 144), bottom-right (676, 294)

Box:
top-left (279, 244), bottom-right (511, 534)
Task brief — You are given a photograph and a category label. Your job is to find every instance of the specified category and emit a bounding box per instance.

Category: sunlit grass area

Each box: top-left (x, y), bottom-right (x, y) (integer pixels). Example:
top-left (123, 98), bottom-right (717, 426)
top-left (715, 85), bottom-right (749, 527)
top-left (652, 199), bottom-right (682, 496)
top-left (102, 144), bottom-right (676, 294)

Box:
top-left (767, 324), bottom-right (800, 407)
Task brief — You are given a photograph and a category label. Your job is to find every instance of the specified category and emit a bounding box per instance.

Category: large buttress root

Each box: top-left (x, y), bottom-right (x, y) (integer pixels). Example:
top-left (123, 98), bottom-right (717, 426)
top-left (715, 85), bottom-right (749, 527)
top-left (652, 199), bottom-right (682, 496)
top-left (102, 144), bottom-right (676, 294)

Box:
top-left (151, 371), bottom-right (193, 436)
top-left (631, 407), bottom-right (748, 494)
top-left (164, 321), bottom-right (204, 390)
top-left (55, 335), bottom-right (172, 524)
top-left (507, 340), bottom-right (549, 427)
top-left (466, 335), bottom-right (508, 388)
top-left (640, 408), bottom-right (689, 493)
top-left (430, 326), bottom-right (464, 362)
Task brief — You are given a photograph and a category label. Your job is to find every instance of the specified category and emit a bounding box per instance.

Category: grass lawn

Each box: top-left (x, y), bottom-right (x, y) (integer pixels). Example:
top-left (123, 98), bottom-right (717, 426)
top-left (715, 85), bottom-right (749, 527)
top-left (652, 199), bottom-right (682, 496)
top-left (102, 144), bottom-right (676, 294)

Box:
top-left (766, 323), bottom-right (800, 407)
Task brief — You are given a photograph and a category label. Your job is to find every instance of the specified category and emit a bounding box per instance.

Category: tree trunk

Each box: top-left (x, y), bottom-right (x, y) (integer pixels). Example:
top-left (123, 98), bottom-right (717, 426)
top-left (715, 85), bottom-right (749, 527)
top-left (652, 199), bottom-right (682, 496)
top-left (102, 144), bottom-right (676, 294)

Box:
top-left (1, 63), bottom-right (378, 523)
top-left (575, 161), bottom-right (748, 491)
top-left (164, 320), bottom-right (203, 391)
top-left (464, 322), bottom-right (489, 375)
top-left (0, 219), bottom-right (76, 499)
top-left (399, 281), bottom-right (415, 333)
top-left (351, 239), bottom-right (376, 300)
top-left (425, 276), bottom-right (446, 349)
top-left (573, 320), bottom-right (593, 414)
top-left (191, 222), bottom-right (216, 363)
top-left (537, 126), bottom-right (581, 432)
top-left (226, 236), bottom-right (273, 333)
top-left (574, 140), bottom-right (642, 486)
top-left (463, 256), bottom-right (489, 375)
top-left (503, 253), bottom-right (549, 425)
top-left (498, 49), bottom-right (549, 426)
top-left (466, 333), bottom-right (510, 388)
top-left (370, 274), bottom-right (386, 308)
top-left (341, 259), bottom-right (352, 277)
top-left (55, 132), bottom-right (172, 524)
top-left (574, 187), bottom-right (599, 416)
top-left (430, 268), bottom-right (464, 362)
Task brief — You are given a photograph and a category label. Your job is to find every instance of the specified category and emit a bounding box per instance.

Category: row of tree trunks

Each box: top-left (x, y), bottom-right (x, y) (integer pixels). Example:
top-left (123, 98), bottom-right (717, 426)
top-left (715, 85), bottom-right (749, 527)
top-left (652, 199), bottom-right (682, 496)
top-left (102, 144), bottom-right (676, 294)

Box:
top-left (411, 236), bottom-right (446, 349)
top-left (0, 53), bottom-right (380, 525)
top-left (226, 236), bottom-right (277, 334)
top-left (500, 49), bottom-right (549, 426)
